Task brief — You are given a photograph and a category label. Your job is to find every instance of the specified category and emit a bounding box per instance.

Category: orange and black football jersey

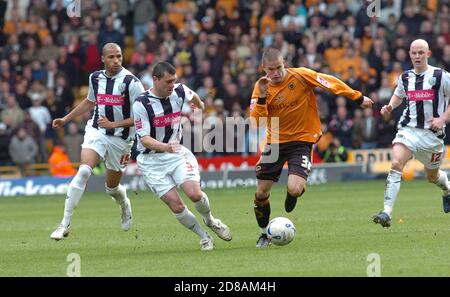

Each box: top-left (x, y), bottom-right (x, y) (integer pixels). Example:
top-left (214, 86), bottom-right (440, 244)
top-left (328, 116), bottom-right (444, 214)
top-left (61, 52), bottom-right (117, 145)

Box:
top-left (250, 67), bottom-right (363, 144)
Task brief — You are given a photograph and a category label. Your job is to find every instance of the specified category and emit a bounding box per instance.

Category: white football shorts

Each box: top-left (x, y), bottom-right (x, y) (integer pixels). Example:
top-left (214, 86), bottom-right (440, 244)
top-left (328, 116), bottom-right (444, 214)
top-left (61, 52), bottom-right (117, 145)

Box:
top-left (82, 125), bottom-right (133, 172)
top-left (393, 126), bottom-right (445, 169)
top-left (137, 146), bottom-right (200, 198)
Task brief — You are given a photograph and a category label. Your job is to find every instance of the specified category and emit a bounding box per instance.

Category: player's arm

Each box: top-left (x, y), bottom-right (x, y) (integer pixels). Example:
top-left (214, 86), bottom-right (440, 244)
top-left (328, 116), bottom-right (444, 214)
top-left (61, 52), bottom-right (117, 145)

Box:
top-left (179, 83), bottom-right (204, 111)
top-left (190, 93), bottom-right (205, 110)
top-left (133, 100), bottom-right (179, 153)
top-left (98, 117), bottom-right (134, 129)
top-left (98, 79), bottom-right (146, 129)
top-left (139, 135), bottom-right (180, 153)
top-left (429, 72), bottom-right (450, 131)
top-left (380, 94), bottom-right (403, 116)
top-left (52, 98), bottom-right (95, 128)
top-left (381, 74), bottom-right (408, 116)
top-left (295, 68), bottom-right (373, 108)
top-left (249, 78), bottom-right (269, 127)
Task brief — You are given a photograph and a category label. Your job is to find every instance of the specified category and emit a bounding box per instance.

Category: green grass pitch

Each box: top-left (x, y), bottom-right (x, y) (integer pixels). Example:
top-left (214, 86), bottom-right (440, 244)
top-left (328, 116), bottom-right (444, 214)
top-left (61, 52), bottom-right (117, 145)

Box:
top-left (1, 179), bottom-right (450, 276)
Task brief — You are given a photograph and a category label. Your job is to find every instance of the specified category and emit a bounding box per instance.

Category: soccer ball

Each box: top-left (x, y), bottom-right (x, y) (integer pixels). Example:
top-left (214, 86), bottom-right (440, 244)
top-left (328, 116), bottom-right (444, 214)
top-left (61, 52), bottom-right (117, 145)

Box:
top-left (267, 217), bottom-right (296, 246)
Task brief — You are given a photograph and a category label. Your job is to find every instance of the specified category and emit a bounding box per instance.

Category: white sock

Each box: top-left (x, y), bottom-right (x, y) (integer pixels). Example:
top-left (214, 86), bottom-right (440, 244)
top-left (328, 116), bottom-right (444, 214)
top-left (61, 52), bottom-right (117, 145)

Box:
top-left (261, 227), bottom-right (267, 235)
top-left (175, 207), bottom-right (208, 239)
top-left (106, 184), bottom-right (127, 206)
top-left (383, 169), bottom-right (402, 217)
top-left (432, 170), bottom-right (450, 194)
top-left (61, 165), bottom-right (92, 227)
top-left (194, 192), bottom-right (214, 225)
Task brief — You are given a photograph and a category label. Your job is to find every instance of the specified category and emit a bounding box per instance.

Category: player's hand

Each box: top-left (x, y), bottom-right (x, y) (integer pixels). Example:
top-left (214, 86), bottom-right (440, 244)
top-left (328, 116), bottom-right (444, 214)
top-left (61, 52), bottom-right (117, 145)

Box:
top-left (52, 118), bottom-right (66, 129)
top-left (257, 76), bottom-right (270, 97)
top-left (98, 116), bottom-right (116, 129)
top-left (190, 102), bottom-right (205, 111)
top-left (360, 96), bottom-right (374, 108)
top-left (380, 104), bottom-right (393, 116)
top-left (167, 140), bottom-right (181, 153)
top-left (429, 117), bottom-right (446, 132)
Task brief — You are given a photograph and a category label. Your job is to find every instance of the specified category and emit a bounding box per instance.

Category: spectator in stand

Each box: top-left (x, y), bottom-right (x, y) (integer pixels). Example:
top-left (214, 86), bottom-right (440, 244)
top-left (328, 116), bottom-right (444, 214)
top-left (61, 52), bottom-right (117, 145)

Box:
top-left (329, 105), bottom-right (353, 148)
top-left (8, 126), bottom-right (38, 176)
top-left (320, 137), bottom-right (348, 163)
top-left (63, 122), bottom-right (83, 163)
top-left (1, 93), bottom-right (24, 130)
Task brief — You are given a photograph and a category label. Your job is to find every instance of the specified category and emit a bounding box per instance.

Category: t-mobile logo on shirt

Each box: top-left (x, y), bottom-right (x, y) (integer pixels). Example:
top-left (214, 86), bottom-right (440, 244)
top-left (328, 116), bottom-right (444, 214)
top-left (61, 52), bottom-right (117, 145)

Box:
top-left (97, 94), bottom-right (125, 105)
top-left (408, 90), bottom-right (435, 101)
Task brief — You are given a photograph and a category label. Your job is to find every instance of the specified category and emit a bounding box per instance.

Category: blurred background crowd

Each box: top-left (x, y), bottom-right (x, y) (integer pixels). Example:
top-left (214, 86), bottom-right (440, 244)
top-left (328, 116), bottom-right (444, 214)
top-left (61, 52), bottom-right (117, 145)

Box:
top-left (0, 0), bottom-right (449, 175)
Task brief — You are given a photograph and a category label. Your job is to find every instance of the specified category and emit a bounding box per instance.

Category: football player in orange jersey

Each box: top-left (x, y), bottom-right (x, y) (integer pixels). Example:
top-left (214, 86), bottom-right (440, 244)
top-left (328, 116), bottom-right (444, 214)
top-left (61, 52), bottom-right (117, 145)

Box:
top-left (250, 47), bottom-right (374, 247)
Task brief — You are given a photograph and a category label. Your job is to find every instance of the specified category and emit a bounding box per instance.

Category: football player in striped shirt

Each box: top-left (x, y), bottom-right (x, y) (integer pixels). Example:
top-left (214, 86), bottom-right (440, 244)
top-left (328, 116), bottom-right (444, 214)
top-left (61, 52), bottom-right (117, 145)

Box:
top-left (50, 43), bottom-right (145, 240)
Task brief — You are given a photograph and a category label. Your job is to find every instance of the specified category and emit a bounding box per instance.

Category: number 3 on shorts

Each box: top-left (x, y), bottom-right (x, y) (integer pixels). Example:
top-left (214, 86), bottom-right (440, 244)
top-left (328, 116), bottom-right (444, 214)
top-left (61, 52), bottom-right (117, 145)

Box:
top-left (301, 155), bottom-right (312, 171)
top-left (120, 154), bottom-right (130, 166)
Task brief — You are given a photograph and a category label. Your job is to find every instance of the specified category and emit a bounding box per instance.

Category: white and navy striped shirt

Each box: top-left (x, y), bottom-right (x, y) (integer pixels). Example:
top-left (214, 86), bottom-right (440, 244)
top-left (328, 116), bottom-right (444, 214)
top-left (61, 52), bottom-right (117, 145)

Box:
top-left (133, 83), bottom-right (195, 154)
top-left (395, 66), bottom-right (450, 135)
top-left (86, 67), bottom-right (145, 141)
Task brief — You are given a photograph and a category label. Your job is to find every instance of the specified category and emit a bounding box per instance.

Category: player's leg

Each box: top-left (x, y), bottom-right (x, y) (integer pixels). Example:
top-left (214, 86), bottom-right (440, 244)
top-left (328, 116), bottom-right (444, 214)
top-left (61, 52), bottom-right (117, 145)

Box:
top-left (285, 174), bottom-right (307, 212)
top-left (254, 143), bottom-right (285, 247)
top-left (373, 142), bottom-right (413, 227)
top-left (105, 168), bottom-right (132, 231)
top-left (176, 148), bottom-right (232, 241)
top-left (417, 141), bottom-right (450, 213)
top-left (181, 180), bottom-right (232, 241)
top-left (161, 188), bottom-right (213, 251)
top-left (51, 148), bottom-right (99, 240)
top-left (255, 179), bottom-right (274, 247)
top-left (104, 143), bottom-right (133, 231)
top-left (285, 142), bottom-right (312, 212)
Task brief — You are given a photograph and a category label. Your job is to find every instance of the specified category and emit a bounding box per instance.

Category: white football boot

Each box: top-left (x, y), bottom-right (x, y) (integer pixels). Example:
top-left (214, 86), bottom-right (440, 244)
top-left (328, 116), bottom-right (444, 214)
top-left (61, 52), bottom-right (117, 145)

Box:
top-left (204, 218), bottom-right (232, 241)
top-left (50, 224), bottom-right (70, 240)
top-left (200, 234), bottom-right (214, 251)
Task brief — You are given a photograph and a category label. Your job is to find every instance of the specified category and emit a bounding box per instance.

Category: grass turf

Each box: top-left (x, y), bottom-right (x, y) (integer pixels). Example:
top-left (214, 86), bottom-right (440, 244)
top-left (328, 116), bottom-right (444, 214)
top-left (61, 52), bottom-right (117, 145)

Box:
top-left (1, 179), bottom-right (450, 276)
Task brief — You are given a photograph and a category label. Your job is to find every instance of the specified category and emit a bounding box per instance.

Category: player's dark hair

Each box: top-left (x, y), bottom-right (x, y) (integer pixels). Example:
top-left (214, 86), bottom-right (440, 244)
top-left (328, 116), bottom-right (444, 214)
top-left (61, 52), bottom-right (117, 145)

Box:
top-left (152, 62), bottom-right (176, 79)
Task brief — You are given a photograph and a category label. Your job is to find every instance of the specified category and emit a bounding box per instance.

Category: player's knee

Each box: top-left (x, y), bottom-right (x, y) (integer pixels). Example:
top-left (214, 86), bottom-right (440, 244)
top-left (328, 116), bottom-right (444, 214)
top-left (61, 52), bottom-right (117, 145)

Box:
top-left (391, 160), bottom-right (404, 172)
top-left (170, 202), bottom-right (186, 214)
top-left (287, 184), bottom-right (304, 197)
top-left (187, 190), bottom-right (203, 202)
top-left (426, 171), bottom-right (439, 183)
top-left (255, 191), bottom-right (269, 201)
top-left (71, 164), bottom-right (92, 188)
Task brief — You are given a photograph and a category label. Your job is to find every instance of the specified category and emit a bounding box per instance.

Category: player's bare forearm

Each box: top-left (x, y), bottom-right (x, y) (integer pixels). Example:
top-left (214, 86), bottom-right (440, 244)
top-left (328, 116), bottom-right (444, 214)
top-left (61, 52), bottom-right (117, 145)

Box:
top-left (98, 117), bottom-right (134, 129)
top-left (54, 99), bottom-right (95, 128)
top-left (381, 95), bottom-right (402, 117)
top-left (66, 99), bottom-right (95, 121)
top-left (432, 103), bottom-right (450, 130)
top-left (191, 94), bottom-right (205, 110)
top-left (387, 95), bottom-right (403, 110)
top-left (140, 135), bottom-right (175, 152)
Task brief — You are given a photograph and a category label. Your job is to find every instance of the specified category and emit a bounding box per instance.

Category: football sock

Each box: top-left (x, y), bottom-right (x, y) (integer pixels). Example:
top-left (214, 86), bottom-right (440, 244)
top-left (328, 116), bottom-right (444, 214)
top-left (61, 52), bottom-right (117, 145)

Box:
top-left (254, 194), bottom-right (271, 232)
top-left (194, 192), bottom-right (214, 225)
top-left (175, 207), bottom-right (208, 239)
top-left (432, 170), bottom-right (450, 193)
top-left (61, 165), bottom-right (92, 227)
top-left (106, 184), bottom-right (127, 206)
top-left (383, 169), bottom-right (402, 217)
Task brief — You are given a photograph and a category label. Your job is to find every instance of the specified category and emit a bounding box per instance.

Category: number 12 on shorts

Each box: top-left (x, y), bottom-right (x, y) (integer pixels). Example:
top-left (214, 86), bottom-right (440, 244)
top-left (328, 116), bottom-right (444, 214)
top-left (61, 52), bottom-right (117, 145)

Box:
top-left (431, 152), bottom-right (442, 163)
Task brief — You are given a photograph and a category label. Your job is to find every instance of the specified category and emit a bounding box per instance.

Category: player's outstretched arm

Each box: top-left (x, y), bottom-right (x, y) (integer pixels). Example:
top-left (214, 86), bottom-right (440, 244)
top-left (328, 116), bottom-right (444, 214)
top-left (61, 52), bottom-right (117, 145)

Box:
top-left (190, 93), bottom-right (205, 110)
top-left (380, 94), bottom-right (402, 116)
top-left (52, 98), bottom-right (95, 129)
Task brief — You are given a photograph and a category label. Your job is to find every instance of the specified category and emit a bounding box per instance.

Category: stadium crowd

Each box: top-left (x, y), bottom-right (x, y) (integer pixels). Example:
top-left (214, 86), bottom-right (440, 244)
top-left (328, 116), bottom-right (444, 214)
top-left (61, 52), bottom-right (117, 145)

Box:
top-left (0, 0), bottom-right (450, 174)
